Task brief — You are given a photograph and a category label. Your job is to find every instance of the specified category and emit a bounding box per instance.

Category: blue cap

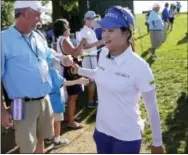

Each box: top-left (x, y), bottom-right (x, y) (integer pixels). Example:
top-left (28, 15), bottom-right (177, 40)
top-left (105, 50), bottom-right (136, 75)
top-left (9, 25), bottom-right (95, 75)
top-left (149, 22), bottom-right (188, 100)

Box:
top-left (98, 6), bottom-right (135, 29)
top-left (84, 10), bottom-right (99, 19)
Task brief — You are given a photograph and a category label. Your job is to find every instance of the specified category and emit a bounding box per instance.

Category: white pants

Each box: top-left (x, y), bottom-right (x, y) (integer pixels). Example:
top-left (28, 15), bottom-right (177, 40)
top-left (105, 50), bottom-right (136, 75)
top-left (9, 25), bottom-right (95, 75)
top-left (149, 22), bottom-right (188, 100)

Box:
top-left (82, 56), bottom-right (98, 69)
top-left (82, 56), bottom-right (98, 81)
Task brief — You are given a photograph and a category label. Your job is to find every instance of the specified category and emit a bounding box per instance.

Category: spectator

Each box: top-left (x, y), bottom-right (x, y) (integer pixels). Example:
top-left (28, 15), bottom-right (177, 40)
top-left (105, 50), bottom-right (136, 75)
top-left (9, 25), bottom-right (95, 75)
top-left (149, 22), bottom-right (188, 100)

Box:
top-left (176, 2), bottom-right (181, 14)
top-left (1, 1), bottom-right (73, 153)
top-left (147, 3), bottom-right (164, 58)
top-left (162, 2), bottom-right (169, 41)
top-left (79, 11), bottom-right (105, 108)
top-left (53, 18), bottom-right (87, 129)
top-left (48, 57), bottom-right (89, 148)
top-left (168, 4), bottom-right (177, 31)
top-left (91, 17), bottom-right (103, 62)
top-left (47, 23), bottom-right (55, 48)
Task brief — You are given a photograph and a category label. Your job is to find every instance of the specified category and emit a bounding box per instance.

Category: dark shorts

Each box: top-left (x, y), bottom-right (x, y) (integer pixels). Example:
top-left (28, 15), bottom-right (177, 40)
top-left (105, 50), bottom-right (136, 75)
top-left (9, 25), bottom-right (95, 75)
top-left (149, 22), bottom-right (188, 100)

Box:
top-left (63, 58), bottom-right (83, 96)
top-left (169, 17), bottom-right (174, 24)
top-left (66, 84), bottom-right (83, 95)
top-left (93, 129), bottom-right (142, 154)
top-left (177, 8), bottom-right (180, 13)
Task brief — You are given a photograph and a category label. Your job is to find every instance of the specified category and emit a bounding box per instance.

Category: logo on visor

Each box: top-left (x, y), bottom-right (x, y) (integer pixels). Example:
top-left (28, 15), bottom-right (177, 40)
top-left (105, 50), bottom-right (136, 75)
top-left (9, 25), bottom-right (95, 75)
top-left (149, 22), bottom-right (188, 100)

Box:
top-left (105, 13), bottom-right (118, 19)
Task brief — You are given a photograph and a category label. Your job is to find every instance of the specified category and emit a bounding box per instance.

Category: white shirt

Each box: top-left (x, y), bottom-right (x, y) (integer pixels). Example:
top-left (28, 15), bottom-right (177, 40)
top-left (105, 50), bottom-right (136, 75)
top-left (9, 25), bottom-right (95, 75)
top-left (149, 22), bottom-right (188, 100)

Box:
top-left (169, 10), bottom-right (176, 18)
top-left (56, 36), bottom-right (73, 55)
top-left (79, 46), bottom-right (156, 141)
top-left (56, 36), bottom-right (73, 75)
top-left (79, 25), bottom-right (98, 55)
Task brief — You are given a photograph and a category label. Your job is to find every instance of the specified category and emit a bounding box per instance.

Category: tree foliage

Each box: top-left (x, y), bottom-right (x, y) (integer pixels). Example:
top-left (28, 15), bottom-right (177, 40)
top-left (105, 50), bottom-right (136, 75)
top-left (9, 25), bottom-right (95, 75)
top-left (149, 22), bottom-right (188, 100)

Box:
top-left (1, 0), bottom-right (15, 30)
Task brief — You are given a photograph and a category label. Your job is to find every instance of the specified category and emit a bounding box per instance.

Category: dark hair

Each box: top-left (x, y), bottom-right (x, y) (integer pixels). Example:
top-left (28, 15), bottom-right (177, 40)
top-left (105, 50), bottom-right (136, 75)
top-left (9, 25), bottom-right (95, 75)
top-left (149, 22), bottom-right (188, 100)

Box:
top-left (53, 18), bottom-right (69, 38)
top-left (165, 3), bottom-right (169, 7)
top-left (15, 8), bottom-right (23, 19)
top-left (120, 27), bottom-right (135, 52)
top-left (15, 8), bottom-right (29, 19)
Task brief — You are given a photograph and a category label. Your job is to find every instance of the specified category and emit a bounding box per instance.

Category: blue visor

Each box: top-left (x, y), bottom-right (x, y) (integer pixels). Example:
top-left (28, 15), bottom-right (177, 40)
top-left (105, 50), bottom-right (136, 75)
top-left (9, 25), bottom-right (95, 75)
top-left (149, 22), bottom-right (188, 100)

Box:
top-left (97, 7), bottom-right (135, 29)
top-left (97, 18), bottom-right (124, 29)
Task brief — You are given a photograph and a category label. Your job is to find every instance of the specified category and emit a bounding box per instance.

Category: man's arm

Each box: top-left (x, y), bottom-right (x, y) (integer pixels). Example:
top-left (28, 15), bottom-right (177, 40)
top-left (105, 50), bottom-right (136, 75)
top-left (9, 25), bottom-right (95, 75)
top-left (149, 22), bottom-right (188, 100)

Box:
top-left (61, 37), bottom-right (87, 57)
top-left (47, 48), bottom-right (74, 67)
top-left (64, 77), bottom-right (89, 86)
top-left (83, 39), bottom-right (105, 49)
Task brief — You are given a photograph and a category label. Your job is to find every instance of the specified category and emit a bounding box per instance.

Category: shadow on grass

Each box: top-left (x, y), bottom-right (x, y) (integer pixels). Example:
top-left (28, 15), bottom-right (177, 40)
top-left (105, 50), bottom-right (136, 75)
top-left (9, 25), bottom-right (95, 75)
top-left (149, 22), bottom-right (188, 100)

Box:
top-left (1, 127), bottom-right (19, 154)
top-left (74, 86), bottom-right (97, 124)
top-left (135, 33), bottom-right (148, 41)
top-left (146, 55), bottom-right (156, 67)
top-left (141, 48), bottom-right (151, 58)
top-left (163, 92), bottom-right (188, 153)
top-left (177, 35), bottom-right (188, 45)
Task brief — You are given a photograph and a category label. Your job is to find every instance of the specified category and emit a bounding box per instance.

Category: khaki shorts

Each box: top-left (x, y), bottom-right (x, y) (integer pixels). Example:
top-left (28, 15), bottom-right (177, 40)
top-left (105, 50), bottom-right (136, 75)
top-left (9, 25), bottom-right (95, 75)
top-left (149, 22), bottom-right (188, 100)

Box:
top-left (53, 112), bottom-right (64, 121)
top-left (150, 31), bottom-right (164, 49)
top-left (13, 95), bottom-right (54, 153)
top-left (163, 22), bottom-right (169, 41)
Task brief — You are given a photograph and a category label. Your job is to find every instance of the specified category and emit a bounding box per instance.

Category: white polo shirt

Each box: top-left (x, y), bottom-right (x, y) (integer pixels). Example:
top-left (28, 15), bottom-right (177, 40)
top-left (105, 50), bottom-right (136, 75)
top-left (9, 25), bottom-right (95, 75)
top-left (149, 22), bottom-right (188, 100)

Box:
top-left (79, 25), bottom-right (98, 55)
top-left (79, 46), bottom-right (156, 141)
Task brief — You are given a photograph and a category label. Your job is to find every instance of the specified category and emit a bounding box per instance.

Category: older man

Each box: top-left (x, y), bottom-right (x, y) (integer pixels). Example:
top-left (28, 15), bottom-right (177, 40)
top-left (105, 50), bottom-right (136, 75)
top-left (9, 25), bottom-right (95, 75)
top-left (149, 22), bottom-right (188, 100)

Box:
top-left (1, 1), bottom-right (73, 153)
top-left (147, 3), bottom-right (164, 58)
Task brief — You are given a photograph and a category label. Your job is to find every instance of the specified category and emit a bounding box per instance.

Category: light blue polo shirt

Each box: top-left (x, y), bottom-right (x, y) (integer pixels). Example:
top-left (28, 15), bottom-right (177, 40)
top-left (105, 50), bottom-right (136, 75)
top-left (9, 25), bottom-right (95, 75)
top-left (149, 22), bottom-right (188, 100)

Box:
top-left (49, 69), bottom-right (65, 113)
top-left (147, 11), bottom-right (164, 31)
top-left (1, 26), bottom-right (55, 99)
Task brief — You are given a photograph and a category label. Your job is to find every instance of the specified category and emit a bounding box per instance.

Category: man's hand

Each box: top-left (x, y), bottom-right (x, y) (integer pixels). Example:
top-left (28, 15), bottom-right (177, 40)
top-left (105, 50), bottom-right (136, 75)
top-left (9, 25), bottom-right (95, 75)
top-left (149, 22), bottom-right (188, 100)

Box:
top-left (151, 146), bottom-right (164, 154)
top-left (1, 109), bottom-right (13, 128)
top-left (61, 55), bottom-right (73, 67)
top-left (97, 39), bottom-right (106, 47)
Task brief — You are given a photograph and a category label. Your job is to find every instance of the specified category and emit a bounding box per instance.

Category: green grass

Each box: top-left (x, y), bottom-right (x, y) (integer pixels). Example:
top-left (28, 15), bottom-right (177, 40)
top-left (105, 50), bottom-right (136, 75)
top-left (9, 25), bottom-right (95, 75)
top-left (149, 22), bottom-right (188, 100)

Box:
top-left (76, 14), bottom-right (188, 153)
top-left (135, 14), bottom-right (188, 153)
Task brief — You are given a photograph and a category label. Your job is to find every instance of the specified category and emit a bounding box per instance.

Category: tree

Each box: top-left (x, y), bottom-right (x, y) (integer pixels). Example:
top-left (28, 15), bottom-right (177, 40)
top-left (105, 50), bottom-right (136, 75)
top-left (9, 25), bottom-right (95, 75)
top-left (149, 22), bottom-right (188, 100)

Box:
top-left (1, 0), bottom-right (15, 30)
top-left (1, 0), bottom-right (49, 30)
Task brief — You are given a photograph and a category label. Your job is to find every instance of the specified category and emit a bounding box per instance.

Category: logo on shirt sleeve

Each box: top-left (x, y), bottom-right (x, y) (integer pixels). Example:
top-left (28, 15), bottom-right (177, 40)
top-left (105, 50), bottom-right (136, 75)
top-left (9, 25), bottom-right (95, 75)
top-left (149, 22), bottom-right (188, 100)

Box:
top-left (149, 80), bottom-right (155, 85)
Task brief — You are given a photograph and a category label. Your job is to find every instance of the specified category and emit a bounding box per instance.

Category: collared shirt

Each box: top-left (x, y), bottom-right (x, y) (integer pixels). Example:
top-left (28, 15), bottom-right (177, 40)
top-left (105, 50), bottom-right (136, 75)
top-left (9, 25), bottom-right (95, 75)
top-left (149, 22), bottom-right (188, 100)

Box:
top-left (79, 46), bottom-right (156, 141)
top-left (79, 25), bottom-right (98, 55)
top-left (147, 11), bottom-right (164, 30)
top-left (1, 26), bottom-right (54, 99)
top-left (49, 69), bottom-right (65, 113)
top-left (162, 8), bottom-right (169, 22)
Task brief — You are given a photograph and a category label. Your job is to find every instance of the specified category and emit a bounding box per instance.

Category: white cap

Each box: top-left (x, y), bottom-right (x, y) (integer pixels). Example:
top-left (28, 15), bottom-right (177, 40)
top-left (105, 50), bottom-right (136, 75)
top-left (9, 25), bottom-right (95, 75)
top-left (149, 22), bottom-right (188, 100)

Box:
top-left (14, 1), bottom-right (47, 13)
top-left (152, 3), bottom-right (160, 9)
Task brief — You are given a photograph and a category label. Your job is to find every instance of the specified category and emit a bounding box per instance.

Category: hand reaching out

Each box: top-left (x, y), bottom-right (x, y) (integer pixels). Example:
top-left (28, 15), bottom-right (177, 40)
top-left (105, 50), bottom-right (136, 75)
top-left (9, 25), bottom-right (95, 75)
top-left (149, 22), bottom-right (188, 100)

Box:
top-left (76, 77), bottom-right (89, 85)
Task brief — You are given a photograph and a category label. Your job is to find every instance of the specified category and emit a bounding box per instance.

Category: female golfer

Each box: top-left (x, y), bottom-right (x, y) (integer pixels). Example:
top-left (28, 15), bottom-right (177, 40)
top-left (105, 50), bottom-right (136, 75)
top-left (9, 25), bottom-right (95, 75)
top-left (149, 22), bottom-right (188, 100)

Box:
top-left (72, 6), bottom-right (164, 154)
